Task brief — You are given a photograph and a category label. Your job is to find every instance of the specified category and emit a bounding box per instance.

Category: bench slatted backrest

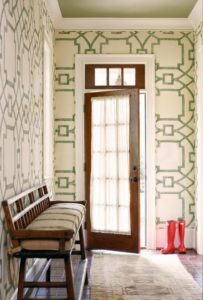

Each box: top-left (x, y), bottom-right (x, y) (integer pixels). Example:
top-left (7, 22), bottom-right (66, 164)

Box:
top-left (2, 184), bottom-right (50, 246)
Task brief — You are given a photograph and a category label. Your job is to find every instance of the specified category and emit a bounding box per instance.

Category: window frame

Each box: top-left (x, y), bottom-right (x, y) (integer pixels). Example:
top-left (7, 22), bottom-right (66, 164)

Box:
top-left (85, 64), bottom-right (145, 89)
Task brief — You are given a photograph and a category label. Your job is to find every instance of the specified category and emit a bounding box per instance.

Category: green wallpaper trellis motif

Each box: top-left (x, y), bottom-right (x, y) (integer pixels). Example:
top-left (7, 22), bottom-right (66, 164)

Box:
top-left (54, 30), bottom-right (195, 232)
top-left (0, 0), bottom-right (199, 297)
top-left (194, 21), bottom-right (203, 249)
top-left (0, 1), bottom-right (53, 299)
top-left (195, 22), bottom-right (203, 46)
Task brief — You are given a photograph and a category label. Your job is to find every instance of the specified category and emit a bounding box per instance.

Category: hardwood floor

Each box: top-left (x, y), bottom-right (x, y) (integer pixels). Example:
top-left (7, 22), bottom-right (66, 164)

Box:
top-left (142, 249), bottom-right (203, 289)
top-left (31, 249), bottom-right (202, 299)
top-left (177, 250), bottom-right (203, 288)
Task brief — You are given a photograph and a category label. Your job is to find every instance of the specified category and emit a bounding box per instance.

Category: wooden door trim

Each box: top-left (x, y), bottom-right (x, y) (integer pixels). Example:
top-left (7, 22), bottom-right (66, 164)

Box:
top-left (129, 89), bottom-right (140, 251)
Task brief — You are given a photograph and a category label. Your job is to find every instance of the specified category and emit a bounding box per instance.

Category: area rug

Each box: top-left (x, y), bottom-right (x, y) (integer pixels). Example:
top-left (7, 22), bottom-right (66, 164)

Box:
top-left (90, 252), bottom-right (203, 300)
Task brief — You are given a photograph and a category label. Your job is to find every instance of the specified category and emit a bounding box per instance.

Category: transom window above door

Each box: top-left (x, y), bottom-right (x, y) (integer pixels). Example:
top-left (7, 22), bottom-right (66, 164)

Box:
top-left (85, 64), bottom-right (145, 89)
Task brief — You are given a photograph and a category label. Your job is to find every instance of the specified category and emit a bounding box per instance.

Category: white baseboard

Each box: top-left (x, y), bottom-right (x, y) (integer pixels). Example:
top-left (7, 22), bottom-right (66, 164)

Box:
top-left (156, 227), bottom-right (196, 250)
top-left (10, 258), bottom-right (46, 300)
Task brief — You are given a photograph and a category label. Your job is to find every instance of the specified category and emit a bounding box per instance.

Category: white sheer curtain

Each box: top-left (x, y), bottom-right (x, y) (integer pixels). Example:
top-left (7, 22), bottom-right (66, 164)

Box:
top-left (90, 95), bottom-right (131, 234)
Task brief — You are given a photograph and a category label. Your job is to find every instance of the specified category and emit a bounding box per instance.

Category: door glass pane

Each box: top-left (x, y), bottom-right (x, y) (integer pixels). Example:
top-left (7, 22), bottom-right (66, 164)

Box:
top-left (95, 68), bottom-right (107, 86)
top-left (109, 68), bottom-right (122, 85)
top-left (90, 95), bottom-right (130, 234)
top-left (123, 68), bottom-right (136, 86)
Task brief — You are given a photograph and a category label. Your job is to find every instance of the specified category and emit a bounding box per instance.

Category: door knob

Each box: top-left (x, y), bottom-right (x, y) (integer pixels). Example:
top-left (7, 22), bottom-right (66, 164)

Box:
top-left (130, 176), bottom-right (138, 183)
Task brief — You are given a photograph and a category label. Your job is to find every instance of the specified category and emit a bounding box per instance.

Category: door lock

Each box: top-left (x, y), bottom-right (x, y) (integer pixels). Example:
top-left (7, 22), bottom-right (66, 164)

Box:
top-left (132, 165), bottom-right (137, 171)
top-left (130, 176), bottom-right (138, 183)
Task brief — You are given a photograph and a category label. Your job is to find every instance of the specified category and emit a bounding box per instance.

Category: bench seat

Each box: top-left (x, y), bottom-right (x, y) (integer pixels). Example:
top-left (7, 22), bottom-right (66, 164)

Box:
top-left (21, 203), bottom-right (85, 251)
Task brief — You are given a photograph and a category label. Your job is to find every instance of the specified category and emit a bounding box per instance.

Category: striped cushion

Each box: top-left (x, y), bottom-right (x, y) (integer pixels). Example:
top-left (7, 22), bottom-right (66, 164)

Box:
top-left (21, 203), bottom-right (85, 251)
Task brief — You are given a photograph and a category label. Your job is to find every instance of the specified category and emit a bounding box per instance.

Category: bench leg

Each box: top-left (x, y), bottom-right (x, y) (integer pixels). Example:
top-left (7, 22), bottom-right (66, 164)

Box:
top-left (85, 272), bottom-right (89, 285)
top-left (46, 258), bottom-right (51, 282)
top-left (79, 225), bottom-right (86, 260)
top-left (64, 256), bottom-right (75, 300)
top-left (17, 257), bottom-right (26, 300)
top-left (79, 225), bottom-right (88, 285)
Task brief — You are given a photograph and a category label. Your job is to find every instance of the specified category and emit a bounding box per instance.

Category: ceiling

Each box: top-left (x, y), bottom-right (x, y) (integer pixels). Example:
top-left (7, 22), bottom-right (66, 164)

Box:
top-left (57, 0), bottom-right (197, 18)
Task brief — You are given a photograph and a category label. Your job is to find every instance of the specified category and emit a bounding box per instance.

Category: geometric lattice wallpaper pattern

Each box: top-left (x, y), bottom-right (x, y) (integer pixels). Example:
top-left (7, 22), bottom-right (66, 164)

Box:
top-left (0, 1), bottom-right (53, 299)
top-left (194, 21), bottom-right (203, 253)
top-left (0, 0), bottom-right (201, 298)
top-left (54, 30), bottom-right (195, 232)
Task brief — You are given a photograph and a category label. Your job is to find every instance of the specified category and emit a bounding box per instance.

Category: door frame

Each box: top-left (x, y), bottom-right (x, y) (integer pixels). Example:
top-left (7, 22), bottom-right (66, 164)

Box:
top-left (75, 54), bottom-right (156, 249)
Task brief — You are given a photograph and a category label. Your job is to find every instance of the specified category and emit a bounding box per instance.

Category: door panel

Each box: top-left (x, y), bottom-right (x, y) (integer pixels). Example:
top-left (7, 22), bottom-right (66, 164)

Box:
top-left (85, 89), bottom-right (140, 252)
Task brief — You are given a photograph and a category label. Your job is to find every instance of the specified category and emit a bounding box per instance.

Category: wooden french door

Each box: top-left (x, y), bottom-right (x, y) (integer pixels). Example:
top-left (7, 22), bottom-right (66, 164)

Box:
top-left (85, 89), bottom-right (140, 252)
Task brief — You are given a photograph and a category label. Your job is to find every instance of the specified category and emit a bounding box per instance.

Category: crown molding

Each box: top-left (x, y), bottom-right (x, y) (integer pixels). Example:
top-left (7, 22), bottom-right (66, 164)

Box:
top-left (56, 18), bottom-right (193, 31)
top-left (45, 0), bottom-right (194, 30)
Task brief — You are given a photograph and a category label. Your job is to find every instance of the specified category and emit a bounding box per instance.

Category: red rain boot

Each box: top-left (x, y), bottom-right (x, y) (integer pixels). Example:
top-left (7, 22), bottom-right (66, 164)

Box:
top-left (178, 219), bottom-right (186, 254)
top-left (161, 220), bottom-right (176, 254)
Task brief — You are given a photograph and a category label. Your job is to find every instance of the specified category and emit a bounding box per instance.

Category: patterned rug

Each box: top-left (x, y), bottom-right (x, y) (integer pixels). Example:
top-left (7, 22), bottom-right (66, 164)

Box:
top-left (90, 252), bottom-right (203, 300)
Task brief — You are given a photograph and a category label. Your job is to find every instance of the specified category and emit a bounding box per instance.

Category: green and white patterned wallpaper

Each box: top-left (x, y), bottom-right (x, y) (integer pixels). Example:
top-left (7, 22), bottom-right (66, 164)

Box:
top-left (194, 21), bottom-right (203, 253)
top-left (0, 0), bottom-right (200, 297)
top-left (54, 30), bottom-right (195, 239)
top-left (0, 0), bottom-right (53, 299)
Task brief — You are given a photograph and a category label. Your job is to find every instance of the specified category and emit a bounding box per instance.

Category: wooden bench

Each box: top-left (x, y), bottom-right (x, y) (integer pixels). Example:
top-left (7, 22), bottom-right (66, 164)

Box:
top-left (2, 183), bottom-right (88, 300)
